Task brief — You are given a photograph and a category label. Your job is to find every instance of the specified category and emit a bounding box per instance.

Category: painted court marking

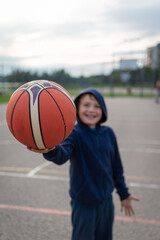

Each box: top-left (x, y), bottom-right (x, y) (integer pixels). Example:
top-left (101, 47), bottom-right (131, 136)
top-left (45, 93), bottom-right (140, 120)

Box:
top-left (27, 161), bottom-right (52, 177)
top-left (0, 169), bottom-right (160, 189)
top-left (0, 203), bottom-right (160, 226)
top-left (0, 171), bottom-right (69, 181)
top-left (128, 182), bottom-right (160, 190)
top-left (120, 147), bottom-right (160, 154)
top-left (1, 139), bottom-right (160, 154)
top-left (0, 166), bottom-right (160, 182)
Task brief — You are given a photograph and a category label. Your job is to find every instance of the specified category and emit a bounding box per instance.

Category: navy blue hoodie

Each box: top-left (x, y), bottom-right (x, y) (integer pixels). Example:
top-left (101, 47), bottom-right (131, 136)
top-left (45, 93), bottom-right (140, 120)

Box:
top-left (43, 88), bottom-right (130, 205)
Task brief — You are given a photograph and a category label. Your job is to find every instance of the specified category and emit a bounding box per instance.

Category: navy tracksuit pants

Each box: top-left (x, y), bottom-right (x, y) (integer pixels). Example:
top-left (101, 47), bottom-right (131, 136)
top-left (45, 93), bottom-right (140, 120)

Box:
top-left (71, 196), bottom-right (114, 240)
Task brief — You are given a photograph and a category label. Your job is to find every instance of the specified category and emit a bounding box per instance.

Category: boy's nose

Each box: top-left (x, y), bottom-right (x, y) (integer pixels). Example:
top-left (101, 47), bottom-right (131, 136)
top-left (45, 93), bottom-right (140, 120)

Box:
top-left (88, 106), bottom-right (94, 111)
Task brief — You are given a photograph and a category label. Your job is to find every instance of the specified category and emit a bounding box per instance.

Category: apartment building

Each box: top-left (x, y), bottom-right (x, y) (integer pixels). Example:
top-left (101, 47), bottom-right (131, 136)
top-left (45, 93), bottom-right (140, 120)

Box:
top-left (146, 43), bottom-right (160, 69)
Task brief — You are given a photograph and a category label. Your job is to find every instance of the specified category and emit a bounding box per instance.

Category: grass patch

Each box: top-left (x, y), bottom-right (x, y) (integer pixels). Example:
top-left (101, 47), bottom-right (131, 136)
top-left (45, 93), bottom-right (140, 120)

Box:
top-left (0, 91), bottom-right (156, 104)
top-left (0, 95), bottom-right (11, 103)
top-left (102, 93), bottom-right (156, 98)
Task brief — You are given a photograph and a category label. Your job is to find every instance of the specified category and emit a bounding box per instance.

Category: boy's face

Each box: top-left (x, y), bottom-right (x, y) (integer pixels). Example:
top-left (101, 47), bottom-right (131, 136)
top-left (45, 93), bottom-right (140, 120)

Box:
top-left (78, 94), bottom-right (102, 128)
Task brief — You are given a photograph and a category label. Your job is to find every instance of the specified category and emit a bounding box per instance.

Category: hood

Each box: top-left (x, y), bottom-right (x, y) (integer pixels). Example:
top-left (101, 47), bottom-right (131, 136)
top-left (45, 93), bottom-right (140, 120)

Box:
top-left (74, 88), bottom-right (107, 124)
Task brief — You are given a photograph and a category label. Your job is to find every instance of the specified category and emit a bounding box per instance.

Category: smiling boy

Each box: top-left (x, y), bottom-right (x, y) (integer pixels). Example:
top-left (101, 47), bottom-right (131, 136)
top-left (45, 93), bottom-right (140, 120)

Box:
top-left (28, 88), bottom-right (139, 240)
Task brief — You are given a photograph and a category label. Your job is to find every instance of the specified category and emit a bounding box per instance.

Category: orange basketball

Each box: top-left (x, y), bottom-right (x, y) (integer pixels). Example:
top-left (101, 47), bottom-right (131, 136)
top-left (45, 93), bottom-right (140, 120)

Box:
top-left (6, 80), bottom-right (76, 149)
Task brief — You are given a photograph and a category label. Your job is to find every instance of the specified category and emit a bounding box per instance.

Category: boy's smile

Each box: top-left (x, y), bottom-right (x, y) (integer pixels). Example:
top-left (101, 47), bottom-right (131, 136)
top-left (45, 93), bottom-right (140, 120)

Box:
top-left (78, 94), bottom-right (103, 128)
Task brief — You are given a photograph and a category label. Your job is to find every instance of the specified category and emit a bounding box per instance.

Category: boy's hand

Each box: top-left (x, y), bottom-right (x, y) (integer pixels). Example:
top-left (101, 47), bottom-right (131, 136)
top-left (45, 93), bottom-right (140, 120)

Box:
top-left (27, 146), bottom-right (55, 154)
top-left (121, 195), bottom-right (140, 216)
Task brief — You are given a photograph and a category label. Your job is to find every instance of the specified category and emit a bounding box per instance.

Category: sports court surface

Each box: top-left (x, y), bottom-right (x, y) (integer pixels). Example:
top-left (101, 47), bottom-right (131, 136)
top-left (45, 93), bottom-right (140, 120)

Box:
top-left (0, 97), bottom-right (160, 240)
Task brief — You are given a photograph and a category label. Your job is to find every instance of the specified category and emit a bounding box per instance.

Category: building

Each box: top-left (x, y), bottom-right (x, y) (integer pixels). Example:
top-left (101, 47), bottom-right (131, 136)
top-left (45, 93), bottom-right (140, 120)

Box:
top-left (119, 59), bottom-right (138, 70)
top-left (146, 43), bottom-right (160, 69)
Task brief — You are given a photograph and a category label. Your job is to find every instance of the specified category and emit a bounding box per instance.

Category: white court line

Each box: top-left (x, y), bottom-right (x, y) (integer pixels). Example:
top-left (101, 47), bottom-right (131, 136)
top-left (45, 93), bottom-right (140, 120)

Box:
top-left (120, 147), bottom-right (160, 154)
top-left (119, 139), bottom-right (160, 145)
top-left (0, 171), bottom-right (160, 189)
top-left (1, 139), bottom-right (160, 154)
top-left (27, 161), bottom-right (52, 177)
top-left (0, 171), bottom-right (69, 181)
top-left (128, 182), bottom-right (160, 190)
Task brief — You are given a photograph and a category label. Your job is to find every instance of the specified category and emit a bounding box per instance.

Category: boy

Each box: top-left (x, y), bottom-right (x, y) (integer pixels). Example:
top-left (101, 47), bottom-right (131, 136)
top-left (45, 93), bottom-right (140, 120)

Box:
top-left (29, 88), bottom-right (139, 240)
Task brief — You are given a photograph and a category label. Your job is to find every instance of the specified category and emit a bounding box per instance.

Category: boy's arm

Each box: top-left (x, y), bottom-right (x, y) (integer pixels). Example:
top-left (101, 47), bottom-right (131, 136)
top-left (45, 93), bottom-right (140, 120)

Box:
top-left (112, 136), bottom-right (130, 201)
top-left (112, 134), bottom-right (139, 216)
top-left (28, 129), bottom-right (76, 165)
top-left (43, 142), bottom-right (73, 165)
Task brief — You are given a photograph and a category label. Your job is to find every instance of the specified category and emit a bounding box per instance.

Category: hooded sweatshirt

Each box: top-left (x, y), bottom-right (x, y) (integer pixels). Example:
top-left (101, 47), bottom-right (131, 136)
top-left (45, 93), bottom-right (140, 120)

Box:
top-left (43, 88), bottom-right (130, 205)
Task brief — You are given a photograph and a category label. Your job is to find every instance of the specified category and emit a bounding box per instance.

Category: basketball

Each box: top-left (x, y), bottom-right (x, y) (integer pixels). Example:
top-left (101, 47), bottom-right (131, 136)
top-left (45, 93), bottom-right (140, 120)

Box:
top-left (6, 80), bottom-right (76, 150)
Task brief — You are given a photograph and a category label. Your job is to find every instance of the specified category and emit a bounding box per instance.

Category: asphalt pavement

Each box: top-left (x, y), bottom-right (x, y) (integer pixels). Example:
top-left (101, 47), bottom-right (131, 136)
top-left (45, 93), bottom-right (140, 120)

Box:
top-left (0, 97), bottom-right (160, 240)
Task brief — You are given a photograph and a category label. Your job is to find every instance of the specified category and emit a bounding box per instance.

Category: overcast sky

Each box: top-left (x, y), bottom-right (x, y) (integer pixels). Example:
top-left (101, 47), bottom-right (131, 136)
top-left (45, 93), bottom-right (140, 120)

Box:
top-left (0, 0), bottom-right (160, 76)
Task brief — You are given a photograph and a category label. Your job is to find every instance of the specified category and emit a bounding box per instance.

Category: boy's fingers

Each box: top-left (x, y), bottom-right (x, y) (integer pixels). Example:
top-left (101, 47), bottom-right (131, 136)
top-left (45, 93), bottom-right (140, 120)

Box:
top-left (131, 196), bottom-right (140, 201)
top-left (125, 208), bottom-right (127, 216)
top-left (121, 205), bottom-right (123, 212)
top-left (27, 146), bottom-right (55, 153)
top-left (126, 207), bottom-right (134, 216)
top-left (130, 207), bottom-right (135, 216)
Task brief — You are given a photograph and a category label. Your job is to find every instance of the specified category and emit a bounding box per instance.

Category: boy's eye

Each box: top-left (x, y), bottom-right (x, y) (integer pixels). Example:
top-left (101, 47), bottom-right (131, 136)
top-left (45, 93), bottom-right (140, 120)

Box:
top-left (84, 103), bottom-right (90, 107)
top-left (95, 105), bottom-right (101, 108)
top-left (83, 103), bottom-right (101, 109)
